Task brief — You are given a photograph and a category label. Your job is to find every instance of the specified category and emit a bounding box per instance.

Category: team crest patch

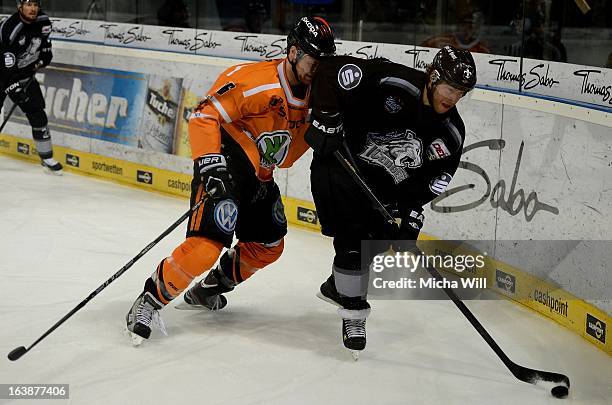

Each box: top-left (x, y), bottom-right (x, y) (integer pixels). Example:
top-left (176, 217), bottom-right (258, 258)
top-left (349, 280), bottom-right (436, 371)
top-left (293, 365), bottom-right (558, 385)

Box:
top-left (429, 173), bottom-right (452, 195)
top-left (214, 199), bottom-right (238, 234)
top-left (338, 64), bottom-right (363, 90)
top-left (427, 139), bottom-right (451, 160)
top-left (256, 131), bottom-right (291, 169)
top-left (359, 129), bottom-right (423, 184)
top-left (3, 52), bottom-right (15, 68)
top-left (272, 197), bottom-right (286, 226)
top-left (384, 95), bottom-right (403, 113)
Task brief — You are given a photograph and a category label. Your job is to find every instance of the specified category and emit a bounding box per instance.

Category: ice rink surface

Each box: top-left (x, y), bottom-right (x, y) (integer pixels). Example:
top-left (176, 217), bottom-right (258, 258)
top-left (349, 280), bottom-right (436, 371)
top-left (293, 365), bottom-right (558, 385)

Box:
top-left (0, 156), bottom-right (610, 405)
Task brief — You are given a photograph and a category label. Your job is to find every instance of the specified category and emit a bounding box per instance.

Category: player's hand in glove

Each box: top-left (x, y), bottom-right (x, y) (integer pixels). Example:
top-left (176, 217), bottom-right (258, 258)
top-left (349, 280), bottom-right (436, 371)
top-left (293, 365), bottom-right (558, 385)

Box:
top-left (392, 209), bottom-right (424, 253)
top-left (305, 109), bottom-right (344, 156)
top-left (5, 81), bottom-right (29, 104)
top-left (194, 153), bottom-right (234, 199)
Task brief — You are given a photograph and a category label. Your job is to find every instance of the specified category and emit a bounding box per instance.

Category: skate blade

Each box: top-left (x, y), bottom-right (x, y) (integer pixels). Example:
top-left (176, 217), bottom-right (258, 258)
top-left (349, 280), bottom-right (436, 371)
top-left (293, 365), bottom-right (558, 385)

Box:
top-left (42, 167), bottom-right (63, 176)
top-left (316, 292), bottom-right (342, 308)
top-left (123, 326), bottom-right (145, 347)
top-left (174, 302), bottom-right (212, 311)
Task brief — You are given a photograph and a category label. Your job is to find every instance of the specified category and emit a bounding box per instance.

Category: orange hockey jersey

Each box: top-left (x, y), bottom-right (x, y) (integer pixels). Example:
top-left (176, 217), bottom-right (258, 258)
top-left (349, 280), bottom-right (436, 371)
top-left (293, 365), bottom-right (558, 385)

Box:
top-left (188, 59), bottom-right (311, 181)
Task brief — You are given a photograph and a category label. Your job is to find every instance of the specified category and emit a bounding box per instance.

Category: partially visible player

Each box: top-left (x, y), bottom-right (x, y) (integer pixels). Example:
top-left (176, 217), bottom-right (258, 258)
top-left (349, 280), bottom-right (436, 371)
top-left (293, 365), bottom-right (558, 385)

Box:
top-left (305, 46), bottom-right (477, 354)
top-left (0, 0), bottom-right (62, 173)
top-left (126, 16), bottom-right (336, 344)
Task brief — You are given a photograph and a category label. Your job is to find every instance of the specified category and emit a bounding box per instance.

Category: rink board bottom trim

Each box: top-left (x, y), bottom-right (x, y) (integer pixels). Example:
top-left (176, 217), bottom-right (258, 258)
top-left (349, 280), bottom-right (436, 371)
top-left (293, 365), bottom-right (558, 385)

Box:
top-left (0, 132), bottom-right (609, 355)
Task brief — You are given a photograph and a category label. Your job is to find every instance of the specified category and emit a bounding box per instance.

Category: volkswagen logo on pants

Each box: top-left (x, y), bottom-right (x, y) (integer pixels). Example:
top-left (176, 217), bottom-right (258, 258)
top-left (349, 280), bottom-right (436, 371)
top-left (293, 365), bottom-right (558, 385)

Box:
top-left (214, 200), bottom-right (238, 234)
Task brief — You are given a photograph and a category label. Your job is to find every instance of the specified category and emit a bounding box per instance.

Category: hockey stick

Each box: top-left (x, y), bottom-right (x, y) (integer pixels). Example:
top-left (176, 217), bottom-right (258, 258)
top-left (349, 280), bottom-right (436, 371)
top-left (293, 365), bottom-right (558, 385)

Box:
top-left (333, 150), bottom-right (570, 398)
top-left (0, 66), bottom-right (41, 133)
top-left (7, 197), bottom-right (206, 361)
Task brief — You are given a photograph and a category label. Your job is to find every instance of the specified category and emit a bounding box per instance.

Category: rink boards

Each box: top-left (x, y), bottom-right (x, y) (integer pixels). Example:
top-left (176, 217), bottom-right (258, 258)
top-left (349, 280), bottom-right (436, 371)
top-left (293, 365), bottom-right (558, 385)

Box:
top-left (1, 131), bottom-right (609, 355)
top-left (0, 17), bottom-right (610, 355)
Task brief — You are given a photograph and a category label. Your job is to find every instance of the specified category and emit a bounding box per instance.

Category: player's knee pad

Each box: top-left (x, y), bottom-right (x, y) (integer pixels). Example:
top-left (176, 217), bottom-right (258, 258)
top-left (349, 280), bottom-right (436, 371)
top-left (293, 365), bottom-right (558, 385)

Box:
top-left (332, 250), bottom-right (368, 301)
top-left (219, 239), bottom-right (284, 284)
top-left (170, 236), bottom-right (224, 278)
top-left (25, 110), bottom-right (48, 129)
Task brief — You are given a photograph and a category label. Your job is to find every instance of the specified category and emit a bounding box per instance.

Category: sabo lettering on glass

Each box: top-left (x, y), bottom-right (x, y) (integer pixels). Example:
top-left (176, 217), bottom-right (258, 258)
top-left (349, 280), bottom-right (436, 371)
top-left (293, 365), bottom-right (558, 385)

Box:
top-left (574, 69), bottom-right (612, 104)
top-left (162, 29), bottom-right (221, 51)
top-left (234, 35), bottom-right (287, 59)
top-left (431, 139), bottom-right (559, 222)
top-left (344, 44), bottom-right (382, 60)
top-left (405, 48), bottom-right (431, 71)
top-left (99, 24), bottom-right (151, 44)
top-left (489, 59), bottom-right (560, 90)
top-left (51, 20), bottom-right (90, 38)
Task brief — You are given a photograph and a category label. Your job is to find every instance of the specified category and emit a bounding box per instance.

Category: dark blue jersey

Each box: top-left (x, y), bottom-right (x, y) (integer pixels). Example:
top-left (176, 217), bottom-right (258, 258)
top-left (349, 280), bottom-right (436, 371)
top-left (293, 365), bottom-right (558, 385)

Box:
top-left (306, 55), bottom-right (466, 218)
top-left (0, 11), bottom-right (52, 89)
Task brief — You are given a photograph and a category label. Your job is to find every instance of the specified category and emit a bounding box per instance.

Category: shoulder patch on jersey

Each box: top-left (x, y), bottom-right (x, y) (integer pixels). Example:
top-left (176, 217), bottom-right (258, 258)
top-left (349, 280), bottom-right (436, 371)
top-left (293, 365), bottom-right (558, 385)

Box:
top-left (429, 173), bottom-right (453, 195)
top-left (42, 25), bottom-right (51, 35)
top-left (384, 95), bottom-right (403, 113)
top-left (4, 52), bottom-right (15, 68)
top-left (215, 82), bottom-right (236, 96)
top-left (427, 139), bottom-right (451, 160)
top-left (337, 64), bottom-right (363, 90)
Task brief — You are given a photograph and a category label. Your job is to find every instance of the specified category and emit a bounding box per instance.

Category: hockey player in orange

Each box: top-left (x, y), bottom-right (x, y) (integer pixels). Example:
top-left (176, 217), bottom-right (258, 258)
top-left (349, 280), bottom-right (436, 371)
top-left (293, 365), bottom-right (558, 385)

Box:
top-left (126, 16), bottom-right (336, 344)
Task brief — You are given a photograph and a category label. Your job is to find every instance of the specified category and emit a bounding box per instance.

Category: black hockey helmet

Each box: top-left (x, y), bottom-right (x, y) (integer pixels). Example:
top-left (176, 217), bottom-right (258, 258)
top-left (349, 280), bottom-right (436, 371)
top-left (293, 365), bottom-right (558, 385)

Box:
top-left (286, 16), bottom-right (336, 59)
top-left (430, 45), bottom-right (477, 92)
top-left (16, 0), bottom-right (41, 6)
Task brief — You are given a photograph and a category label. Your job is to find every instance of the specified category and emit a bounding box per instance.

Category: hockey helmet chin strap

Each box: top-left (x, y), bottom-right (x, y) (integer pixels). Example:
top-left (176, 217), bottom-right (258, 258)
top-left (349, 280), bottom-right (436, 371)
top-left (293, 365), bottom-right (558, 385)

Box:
top-left (426, 69), bottom-right (441, 107)
top-left (289, 47), bottom-right (309, 86)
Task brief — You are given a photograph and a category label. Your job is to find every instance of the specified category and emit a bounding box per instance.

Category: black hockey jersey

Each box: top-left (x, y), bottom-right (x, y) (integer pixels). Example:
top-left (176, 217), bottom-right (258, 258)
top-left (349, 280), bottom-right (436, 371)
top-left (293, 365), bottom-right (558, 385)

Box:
top-left (0, 11), bottom-right (52, 89)
top-left (306, 55), bottom-right (466, 217)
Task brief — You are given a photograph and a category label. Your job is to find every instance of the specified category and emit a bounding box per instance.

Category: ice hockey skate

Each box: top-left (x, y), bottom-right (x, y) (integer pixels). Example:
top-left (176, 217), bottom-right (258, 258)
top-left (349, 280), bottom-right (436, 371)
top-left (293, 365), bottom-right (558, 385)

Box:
top-left (316, 275), bottom-right (342, 308)
top-left (125, 291), bottom-right (165, 346)
top-left (339, 307), bottom-right (370, 361)
top-left (41, 158), bottom-right (63, 175)
top-left (175, 267), bottom-right (232, 311)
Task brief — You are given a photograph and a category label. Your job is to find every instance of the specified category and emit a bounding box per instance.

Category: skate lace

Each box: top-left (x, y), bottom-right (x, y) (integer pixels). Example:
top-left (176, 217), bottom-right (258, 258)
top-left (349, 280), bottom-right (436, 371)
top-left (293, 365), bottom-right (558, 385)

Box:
top-left (137, 301), bottom-right (167, 336)
top-left (345, 319), bottom-right (366, 338)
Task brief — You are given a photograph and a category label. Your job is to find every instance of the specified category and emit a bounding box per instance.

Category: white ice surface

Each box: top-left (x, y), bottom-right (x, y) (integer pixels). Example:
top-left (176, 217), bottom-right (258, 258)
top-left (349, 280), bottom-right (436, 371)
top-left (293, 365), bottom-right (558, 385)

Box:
top-left (0, 156), bottom-right (610, 405)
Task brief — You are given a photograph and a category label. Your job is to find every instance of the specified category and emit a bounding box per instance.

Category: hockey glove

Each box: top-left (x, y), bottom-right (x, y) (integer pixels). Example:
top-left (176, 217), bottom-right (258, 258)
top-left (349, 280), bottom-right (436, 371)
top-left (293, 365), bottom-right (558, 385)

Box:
top-left (39, 46), bottom-right (52, 68)
top-left (5, 81), bottom-right (29, 104)
top-left (194, 153), bottom-right (234, 199)
top-left (305, 109), bottom-right (344, 156)
top-left (392, 209), bottom-right (424, 253)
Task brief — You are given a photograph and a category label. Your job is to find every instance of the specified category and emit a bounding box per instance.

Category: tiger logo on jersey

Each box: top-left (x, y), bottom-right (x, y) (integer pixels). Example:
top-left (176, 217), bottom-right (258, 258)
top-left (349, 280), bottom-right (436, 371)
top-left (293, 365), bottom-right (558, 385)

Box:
top-left (359, 129), bottom-right (423, 184)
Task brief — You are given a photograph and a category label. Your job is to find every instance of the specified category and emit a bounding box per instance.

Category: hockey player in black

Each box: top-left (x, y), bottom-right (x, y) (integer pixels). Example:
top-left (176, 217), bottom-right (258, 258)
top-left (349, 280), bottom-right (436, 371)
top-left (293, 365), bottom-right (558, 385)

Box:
top-left (1, 0), bottom-right (62, 173)
top-left (305, 46), bottom-right (477, 354)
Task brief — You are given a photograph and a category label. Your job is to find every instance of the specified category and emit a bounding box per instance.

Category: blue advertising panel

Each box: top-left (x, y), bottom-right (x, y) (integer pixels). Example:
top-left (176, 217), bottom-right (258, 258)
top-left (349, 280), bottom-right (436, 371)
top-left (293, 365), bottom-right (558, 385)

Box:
top-left (12, 63), bottom-right (148, 146)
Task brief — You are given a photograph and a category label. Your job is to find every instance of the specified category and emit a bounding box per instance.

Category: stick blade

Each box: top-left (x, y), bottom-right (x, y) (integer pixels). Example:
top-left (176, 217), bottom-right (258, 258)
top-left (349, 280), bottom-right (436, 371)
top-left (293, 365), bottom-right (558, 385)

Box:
top-left (8, 346), bottom-right (27, 361)
top-left (514, 365), bottom-right (570, 397)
